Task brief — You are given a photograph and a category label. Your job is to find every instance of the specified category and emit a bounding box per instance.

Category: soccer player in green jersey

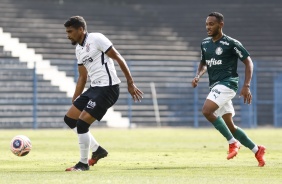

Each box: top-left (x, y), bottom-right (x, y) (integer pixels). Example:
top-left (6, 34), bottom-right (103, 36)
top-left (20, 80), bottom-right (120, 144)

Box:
top-left (191, 12), bottom-right (266, 167)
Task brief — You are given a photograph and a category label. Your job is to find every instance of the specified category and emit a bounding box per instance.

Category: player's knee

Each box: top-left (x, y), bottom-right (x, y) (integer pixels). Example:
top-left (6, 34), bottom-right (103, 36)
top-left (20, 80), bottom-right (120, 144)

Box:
top-left (64, 115), bottom-right (77, 129)
top-left (76, 119), bottom-right (90, 134)
top-left (202, 107), bottom-right (212, 118)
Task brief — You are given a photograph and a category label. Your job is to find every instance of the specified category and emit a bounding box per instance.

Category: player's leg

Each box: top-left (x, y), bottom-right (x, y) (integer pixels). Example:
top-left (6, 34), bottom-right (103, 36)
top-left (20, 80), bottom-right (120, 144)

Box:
top-left (66, 107), bottom-right (104, 171)
top-left (65, 90), bottom-right (107, 171)
top-left (203, 85), bottom-right (239, 159)
top-left (78, 109), bottom-right (108, 167)
top-left (202, 99), bottom-right (235, 141)
top-left (66, 85), bottom-right (119, 171)
top-left (222, 113), bottom-right (266, 167)
top-left (86, 85), bottom-right (120, 166)
top-left (64, 97), bottom-right (99, 152)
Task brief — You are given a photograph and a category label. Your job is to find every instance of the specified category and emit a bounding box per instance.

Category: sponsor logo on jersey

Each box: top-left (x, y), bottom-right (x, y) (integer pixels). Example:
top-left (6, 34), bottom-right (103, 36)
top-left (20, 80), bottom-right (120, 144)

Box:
top-left (234, 47), bottom-right (243, 58)
top-left (202, 40), bottom-right (210, 44)
top-left (220, 41), bottom-right (229, 46)
top-left (93, 80), bottom-right (101, 84)
top-left (206, 58), bottom-right (222, 67)
top-left (215, 47), bottom-right (223, 55)
top-left (82, 56), bottom-right (93, 64)
top-left (86, 100), bottom-right (96, 109)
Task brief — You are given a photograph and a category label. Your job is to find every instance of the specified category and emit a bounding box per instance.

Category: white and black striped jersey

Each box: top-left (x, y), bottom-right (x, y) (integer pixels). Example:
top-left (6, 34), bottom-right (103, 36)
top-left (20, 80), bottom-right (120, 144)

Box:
top-left (75, 33), bottom-right (121, 87)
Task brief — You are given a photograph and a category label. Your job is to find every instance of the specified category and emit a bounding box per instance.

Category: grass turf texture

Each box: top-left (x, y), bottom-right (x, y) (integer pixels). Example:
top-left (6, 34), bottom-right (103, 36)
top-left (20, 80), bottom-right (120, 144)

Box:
top-left (0, 128), bottom-right (281, 184)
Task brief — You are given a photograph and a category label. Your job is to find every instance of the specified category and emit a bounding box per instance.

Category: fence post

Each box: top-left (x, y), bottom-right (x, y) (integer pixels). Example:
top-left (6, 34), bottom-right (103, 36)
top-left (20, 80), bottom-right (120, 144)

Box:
top-left (127, 61), bottom-right (132, 128)
top-left (193, 62), bottom-right (199, 128)
top-left (74, 60), bottom-right (78, 82)
top-left (274, 73), bottom-right (282, 127)
top-left (33, 62), bottom-right (38, 129)
top-left (240, 62), bottom-right (257, 128)
top-left (150, 82), bottom-right (161, 127)
top-left (252, 62), bottom-right (257, 127)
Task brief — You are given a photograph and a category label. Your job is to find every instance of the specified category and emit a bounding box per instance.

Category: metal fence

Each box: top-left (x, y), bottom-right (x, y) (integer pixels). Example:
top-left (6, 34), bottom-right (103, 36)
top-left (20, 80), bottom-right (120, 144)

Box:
top-left (1, 60), bottom-right (282, 128)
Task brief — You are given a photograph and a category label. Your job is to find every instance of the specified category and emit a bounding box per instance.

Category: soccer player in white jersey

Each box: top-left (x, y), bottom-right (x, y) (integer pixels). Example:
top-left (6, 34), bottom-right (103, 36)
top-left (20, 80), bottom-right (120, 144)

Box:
top-left (191, 12), bottom-right (266, 167)
top-left (63, 16), bottom-right (143, 171)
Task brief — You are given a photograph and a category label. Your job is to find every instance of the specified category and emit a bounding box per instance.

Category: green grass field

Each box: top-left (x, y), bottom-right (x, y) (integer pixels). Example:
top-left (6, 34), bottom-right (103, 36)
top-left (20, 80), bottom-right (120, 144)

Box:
top-left (0, 128), bottom-right (281, 184)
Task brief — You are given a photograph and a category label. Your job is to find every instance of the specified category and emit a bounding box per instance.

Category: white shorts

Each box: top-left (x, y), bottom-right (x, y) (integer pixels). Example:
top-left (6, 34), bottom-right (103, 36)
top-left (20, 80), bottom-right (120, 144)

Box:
top-left (207, 84), bottom-right (236, 117)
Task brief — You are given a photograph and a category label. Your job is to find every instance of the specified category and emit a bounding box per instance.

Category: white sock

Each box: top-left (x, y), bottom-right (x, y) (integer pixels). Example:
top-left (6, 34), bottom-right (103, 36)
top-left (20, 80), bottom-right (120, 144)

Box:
top-left (252, 145), bottom-right (259, 154)
top-left (72, 128), bottom-right (99, 153)
top-left (78, 132), bottom-right (90, 164)
top-left (228, 137), bottom-right (237, 144)
top-left (88, 131), bottom-right (99, 152)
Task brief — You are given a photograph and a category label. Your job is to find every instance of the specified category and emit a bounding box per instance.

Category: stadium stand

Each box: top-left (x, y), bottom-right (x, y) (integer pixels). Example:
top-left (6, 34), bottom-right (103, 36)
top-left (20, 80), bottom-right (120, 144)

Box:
top-left (0, 56), bottom-right (71, 128)
top-left (0, 0), bottom-right (281, 127)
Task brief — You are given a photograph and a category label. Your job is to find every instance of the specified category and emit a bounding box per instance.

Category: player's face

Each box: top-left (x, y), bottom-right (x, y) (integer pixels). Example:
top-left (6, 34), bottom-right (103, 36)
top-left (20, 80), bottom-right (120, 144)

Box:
top-left (206, 16), bottom-right (222, 37)
top-left (65, 26), bottom-right (84, 45)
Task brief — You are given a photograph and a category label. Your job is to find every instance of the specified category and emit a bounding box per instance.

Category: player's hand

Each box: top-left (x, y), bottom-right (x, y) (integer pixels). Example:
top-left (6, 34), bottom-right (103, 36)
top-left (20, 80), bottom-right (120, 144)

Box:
top-left (239, 86), bottom-right (252, 104)
top-left (128, 83), bottom-right (143, 102)
top-left (191, 76), bottom-right (199, 88)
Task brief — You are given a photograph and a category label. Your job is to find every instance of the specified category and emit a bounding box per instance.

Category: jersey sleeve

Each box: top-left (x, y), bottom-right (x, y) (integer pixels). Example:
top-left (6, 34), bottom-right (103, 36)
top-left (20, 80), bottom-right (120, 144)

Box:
top-left (233, 41), bottom-right (250, 61)
top-left (200, 43), bottom-right (206, 64)
top-left (75, 47), bottom-right (83, 65)
top-left (94, 33), bottom-right (113, 53)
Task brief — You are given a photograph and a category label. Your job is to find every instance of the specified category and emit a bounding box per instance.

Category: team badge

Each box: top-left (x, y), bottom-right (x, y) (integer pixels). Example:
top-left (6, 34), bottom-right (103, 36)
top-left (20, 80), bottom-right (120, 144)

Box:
top-left (86, 43), bottom-right (90, 52)
top-left (215, 47), bottom-right (223, 55)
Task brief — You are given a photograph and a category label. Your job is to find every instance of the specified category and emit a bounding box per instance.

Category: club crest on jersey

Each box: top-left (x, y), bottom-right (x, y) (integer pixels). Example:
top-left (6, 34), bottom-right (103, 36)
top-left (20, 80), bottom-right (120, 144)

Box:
top-left (86, 43), bottom-right (90, 52)
top-left (215, 47), bottom-right (223, 55)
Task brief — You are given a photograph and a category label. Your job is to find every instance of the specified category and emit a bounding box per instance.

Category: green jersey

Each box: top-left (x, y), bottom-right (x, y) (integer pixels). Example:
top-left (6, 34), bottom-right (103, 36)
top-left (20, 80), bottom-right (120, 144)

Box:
top-left (200, 34), bottom-right (250, 92)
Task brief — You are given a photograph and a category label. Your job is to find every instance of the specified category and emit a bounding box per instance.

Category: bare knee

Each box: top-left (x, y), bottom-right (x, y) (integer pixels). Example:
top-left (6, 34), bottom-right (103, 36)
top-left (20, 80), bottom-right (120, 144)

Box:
top-left (202, 107), bottom-right (212, 118)
top-left (202, 106), bottom-right (217, 122)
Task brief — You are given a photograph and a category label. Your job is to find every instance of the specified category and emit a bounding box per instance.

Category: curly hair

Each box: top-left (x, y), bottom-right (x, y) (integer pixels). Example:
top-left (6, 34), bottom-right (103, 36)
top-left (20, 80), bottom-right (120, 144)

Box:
top-left (64, 16), bottom-right (87, 30)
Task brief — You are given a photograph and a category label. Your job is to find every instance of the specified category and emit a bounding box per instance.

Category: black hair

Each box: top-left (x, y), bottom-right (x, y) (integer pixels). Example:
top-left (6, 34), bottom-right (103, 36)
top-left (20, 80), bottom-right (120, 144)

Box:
top-left (64, 16), bottom-right (87, 30)
top-left (208, 12), bottom-right (224, 22)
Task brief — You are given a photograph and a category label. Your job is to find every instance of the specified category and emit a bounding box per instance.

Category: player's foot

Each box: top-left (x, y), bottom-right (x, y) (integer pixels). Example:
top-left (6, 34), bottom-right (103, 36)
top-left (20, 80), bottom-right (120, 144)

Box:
top-left (227, 141), bottom-right (241, 160)
top-left (88, 146), bottom-right (108, 166)
top-left (255, 145), bottom-right (266, 167)
top-left (65, 162), bottom-right (89, 171)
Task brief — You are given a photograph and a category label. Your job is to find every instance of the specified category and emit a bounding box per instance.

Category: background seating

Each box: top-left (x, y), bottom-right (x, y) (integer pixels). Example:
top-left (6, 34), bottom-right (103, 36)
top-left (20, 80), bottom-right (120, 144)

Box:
top-left (0, 0), bottom-right (281, 127)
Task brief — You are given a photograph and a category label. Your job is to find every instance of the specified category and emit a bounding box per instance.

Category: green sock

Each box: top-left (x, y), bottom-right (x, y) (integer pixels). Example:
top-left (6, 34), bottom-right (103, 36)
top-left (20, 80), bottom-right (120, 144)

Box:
top-left (212, 116), bottom-right (233, 141)
top-left (233, 127), bottom-right (255, 150)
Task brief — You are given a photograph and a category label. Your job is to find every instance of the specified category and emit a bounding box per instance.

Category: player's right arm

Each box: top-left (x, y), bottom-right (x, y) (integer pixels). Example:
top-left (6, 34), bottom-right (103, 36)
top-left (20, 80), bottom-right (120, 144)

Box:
top-left (191, 62), bottom-right (207, 88)
top-left (72, 65), bottom-right (87, 103)
top-left (192, 43), bottom-right (207, 88)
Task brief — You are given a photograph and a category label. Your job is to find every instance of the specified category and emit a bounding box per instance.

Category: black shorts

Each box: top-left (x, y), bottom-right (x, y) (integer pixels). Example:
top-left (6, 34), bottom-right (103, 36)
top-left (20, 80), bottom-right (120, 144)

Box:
top-left (73, 84), bottom-right (119, 121)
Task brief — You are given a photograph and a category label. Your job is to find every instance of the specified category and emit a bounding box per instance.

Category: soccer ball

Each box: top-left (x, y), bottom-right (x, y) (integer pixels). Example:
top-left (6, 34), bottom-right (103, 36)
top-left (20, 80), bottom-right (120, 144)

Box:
top-left (10, 135), bottom-right (32, 157)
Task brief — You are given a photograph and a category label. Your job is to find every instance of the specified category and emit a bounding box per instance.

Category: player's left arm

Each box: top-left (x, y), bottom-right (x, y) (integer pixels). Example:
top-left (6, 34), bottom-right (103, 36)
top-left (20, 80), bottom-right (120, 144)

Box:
top-left (240, 56), bottom-right (253, 104)
top-left (106, 47), bottom-right (143, 102)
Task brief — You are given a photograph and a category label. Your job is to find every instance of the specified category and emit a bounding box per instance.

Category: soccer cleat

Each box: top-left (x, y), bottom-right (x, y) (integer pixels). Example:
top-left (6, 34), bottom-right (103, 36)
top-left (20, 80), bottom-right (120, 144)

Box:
top-left (255, 145), bottom-right (266, 167)
top-left (88, 146), bottom-right (108, 166)
top-left (65, 162), bottom-right (89, 171)
top-left (227, 141), bottom-right (241, 160)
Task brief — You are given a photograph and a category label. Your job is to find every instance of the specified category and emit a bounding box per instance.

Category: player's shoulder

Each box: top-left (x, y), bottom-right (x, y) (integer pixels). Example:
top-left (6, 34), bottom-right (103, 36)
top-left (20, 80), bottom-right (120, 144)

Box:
top-left (201, 37), bottom-right (212, 45)
top-left (223, 34), bottom-right (242, 45)
top-left (88, 32), bottom-right (106, 39)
